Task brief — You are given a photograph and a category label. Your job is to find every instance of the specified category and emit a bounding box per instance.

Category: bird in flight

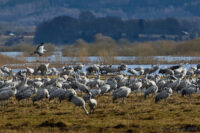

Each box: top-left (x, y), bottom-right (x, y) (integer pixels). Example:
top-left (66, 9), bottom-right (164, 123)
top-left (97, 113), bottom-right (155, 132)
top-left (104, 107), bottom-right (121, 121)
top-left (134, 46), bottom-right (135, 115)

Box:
top-left (33, 42), bottom-right (47, 56)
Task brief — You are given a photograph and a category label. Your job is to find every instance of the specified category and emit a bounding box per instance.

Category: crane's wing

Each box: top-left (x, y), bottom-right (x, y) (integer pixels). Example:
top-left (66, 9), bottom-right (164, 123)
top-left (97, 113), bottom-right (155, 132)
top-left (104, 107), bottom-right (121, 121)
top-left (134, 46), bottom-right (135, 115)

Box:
top-left (36, 42), bottom-right (44, 51)
top-left (38, 45), bottom-right (44, 51)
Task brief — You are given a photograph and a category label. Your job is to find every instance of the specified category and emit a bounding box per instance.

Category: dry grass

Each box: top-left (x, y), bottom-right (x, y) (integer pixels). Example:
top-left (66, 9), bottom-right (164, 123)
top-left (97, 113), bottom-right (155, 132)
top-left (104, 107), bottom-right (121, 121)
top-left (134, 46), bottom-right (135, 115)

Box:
top-left (0, 93), bottom-right (200, 133)
top-left (62, 38), bottom-right (200, 57)
top-left (0, 54), bottom-right (24, 65)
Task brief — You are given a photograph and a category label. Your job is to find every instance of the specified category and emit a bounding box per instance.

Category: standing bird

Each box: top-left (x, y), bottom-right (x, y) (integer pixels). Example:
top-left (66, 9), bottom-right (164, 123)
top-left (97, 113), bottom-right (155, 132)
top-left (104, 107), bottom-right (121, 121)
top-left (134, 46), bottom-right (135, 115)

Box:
top-left (26, 66), bottom-right (34, 76)
top-left (68, 93), bottom-right (89, 115)
top-left (58, 89), bottom-right (77, 103)
top-left (33, 42), bottom-right (47, 56)
top-left (181, 84), bottom-right (197, 97)
top-left (88, 92), bottom-right (97, 113)
top-left (15, 86), bottom-right (37, 105)
top-left (155, 87), bottom-right (173, 103)
top-left (0, 86), bottom-right (17, 111)
top-left (113, 86), bottom-right (131, 103)
top-left (144, 84), bottom-right (158, 99)
top-left (32, 89), bottom-right (50, 105)
top-left (36, 63), bottom-right (49, 76)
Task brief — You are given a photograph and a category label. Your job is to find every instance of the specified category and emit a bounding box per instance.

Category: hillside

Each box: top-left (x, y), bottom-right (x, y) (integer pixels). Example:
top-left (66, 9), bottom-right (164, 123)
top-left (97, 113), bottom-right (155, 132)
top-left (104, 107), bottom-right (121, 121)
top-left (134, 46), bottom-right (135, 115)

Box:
top-left (0, 0), bottom-right (200, 25)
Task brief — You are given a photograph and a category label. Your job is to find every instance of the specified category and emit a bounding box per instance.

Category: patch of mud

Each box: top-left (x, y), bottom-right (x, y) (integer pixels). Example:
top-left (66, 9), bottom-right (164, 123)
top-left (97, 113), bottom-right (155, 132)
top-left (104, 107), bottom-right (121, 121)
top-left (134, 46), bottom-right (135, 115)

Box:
top-left (113, 124), bottom-right (126, 129)
top-left (179, 124), bottom-right (200, 131)
top-left (55, 112), bottom-right (68, 115)
top-left (126, 129), bottom-right (133, 133)
top-left (38, 120), bottom-right (68, 130)
top-left (183, 109), bottom-right (192, 112)
top-left (131, 124), bottom-right (139, 128)
top-left (162, 124), bottom-right (200, 132)
top-left (40, 112), bottom-right (47, 115)
top-left (139, 116), bottom-right (154, 120)
top-left (194, 102), bottom-right (200, 105)
top-left (5, 122), bottom-right (29, 129)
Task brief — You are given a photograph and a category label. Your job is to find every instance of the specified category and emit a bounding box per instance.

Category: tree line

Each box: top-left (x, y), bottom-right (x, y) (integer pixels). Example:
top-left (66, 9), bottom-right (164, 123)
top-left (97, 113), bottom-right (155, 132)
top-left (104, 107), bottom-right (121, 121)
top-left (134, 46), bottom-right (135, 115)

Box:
top-left (34, 11), bottom-right (199, 45)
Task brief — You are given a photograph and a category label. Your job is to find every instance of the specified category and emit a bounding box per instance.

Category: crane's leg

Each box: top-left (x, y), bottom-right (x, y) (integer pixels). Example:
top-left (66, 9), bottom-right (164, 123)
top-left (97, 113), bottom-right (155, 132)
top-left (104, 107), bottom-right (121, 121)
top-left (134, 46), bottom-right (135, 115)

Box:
top-left (164, 99), bottom-right (167, 105)
top-left (1, 101), bottom-right (3, 112)
top-left (82, 106), bottom-right (89, 115)
top-left (5, 100), bottom-right (8, 109)
top-left (73, 106), bottom-right (76, 113)
top-left (121, 97), bottom-right (125, 104)
top-left (26, 99), bottom-right (28, 106)
top-left (40, 99), bottom-right (44, 108)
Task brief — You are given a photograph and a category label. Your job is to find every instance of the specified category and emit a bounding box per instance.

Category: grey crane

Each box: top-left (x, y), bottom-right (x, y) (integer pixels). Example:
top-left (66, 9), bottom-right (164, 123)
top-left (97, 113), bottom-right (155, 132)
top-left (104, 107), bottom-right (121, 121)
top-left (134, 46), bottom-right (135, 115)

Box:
top-left (75, 81), bottom-right (89, 93)
top-left (88, 92), bottom-right (97, 113)
top-left (1, 65), bottom-right (12, 78)
top-left (36, 63), bottom-right (49, 76)
top-left (15, 86), bottom-right (37, 105)
top-left (86, 64), bottom-right (99, 74)
top-left (106, 78), bottom-right (117, 90)
top-left (155, 87), bottom-right (173, 103)
top-left (74, 64), bottom-right (84, 72)
top-left (100, 84), bottom-right (111, 95)
top-left (68, 93), bottom-right (89, 115)
top-left (32, 89), bottom-right (49, 105)
top-left (0, 86), bottom-right (17, 111)
top-left (26, 66), bottom-right (34, 76)
top-left (159, 68), bottom-right (174, 76)
top-left (129, 80), bottom-right (142, 94)
top-left (59, 89), bottom-right (77, 102)
top-left (49, 88), bottom-right (66, 101)
top-left (134, 66), bottom-right (144, 75)
top-left (83, 88), bottom-right (101, 101)
top-left (144, 84), bottom-right (158, 99)
top-left (127, 68), bottom-right (138, 76)
top-left (113, 86), bottom-right (131, 103)
top-left (181, 84), bottom-right (198, 97)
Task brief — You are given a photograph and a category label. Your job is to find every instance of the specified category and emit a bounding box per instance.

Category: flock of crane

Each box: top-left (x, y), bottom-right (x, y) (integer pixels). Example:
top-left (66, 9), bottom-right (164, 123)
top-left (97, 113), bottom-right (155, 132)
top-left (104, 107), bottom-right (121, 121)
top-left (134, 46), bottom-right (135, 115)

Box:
top-left (0, 62), bottom-right (200, 114)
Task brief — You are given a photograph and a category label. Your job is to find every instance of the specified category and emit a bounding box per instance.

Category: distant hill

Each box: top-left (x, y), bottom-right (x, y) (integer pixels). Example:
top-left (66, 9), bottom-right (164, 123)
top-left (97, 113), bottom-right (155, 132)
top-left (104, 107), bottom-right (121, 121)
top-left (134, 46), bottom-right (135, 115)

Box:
top-left (0, 0), bottom-right (200, 25)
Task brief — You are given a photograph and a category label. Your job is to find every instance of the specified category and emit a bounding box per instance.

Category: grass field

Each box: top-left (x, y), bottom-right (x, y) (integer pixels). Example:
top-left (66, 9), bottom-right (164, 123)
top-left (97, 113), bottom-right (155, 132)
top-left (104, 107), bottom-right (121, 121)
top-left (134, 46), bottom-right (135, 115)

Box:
top-left (0, 54), bottom-right (24, 65)
top-left (0, 93), bottom-right (200, 133)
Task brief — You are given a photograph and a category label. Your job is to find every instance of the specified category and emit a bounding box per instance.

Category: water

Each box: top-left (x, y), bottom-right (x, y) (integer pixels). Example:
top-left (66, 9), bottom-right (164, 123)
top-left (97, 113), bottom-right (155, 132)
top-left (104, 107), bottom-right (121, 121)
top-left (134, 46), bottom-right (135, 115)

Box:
top-left (11, 64), bottom-right (197, 75)
top-left (0, 52), bottom-right (23, 57)
top-left (1, 51), bottom-right (200, 62)
top-left (14, 56), bottom-right (200, 63)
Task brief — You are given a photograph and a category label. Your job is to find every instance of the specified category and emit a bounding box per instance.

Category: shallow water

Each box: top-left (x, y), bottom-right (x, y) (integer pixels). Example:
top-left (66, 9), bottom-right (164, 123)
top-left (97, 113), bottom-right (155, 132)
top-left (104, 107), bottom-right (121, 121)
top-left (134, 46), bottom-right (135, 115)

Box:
top-left (10, 64), bottom-right (197, 75)
top-left (1, 51), bottom-right (200, 62)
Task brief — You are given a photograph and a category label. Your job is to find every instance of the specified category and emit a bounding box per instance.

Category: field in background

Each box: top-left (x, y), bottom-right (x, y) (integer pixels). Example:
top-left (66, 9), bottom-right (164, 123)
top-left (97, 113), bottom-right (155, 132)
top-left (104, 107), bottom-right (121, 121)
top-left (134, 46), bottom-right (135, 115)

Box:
top-left (0, 93), bottom-right (200, 133)
top-left (0, 54), bottom-right (24, 65)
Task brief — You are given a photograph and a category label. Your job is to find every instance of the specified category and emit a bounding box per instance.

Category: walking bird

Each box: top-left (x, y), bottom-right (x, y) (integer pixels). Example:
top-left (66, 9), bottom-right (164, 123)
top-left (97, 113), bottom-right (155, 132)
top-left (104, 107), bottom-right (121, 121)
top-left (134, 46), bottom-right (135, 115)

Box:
top-left (68, 93), bottom-right (89, 115)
